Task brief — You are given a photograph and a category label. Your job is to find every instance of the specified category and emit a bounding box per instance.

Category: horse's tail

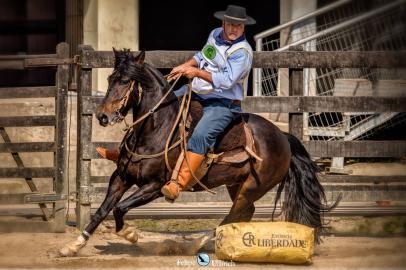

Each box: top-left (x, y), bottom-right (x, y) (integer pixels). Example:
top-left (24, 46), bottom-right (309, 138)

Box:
top-left (273, 133), bottom-right (341, 243)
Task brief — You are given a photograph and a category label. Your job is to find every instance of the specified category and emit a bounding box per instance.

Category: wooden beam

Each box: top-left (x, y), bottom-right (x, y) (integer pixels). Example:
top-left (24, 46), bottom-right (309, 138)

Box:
top-left (76, 44), bottom-right (94, 230)
top-left (54, 42), bottom-right (70, 232)
top-left (0, 116), bottom-right (55, 127)
top-left (0, 86), bottom-right (56, 99)
top-left (0, 54), bottom-right (58, 60)
top-left (0, 167), bottom-right (55, 178)
top-left (253, 51), bottom-right (406, 68)
top-left (0, 54), bottom-right (57, 70)
top-left (80, 50), bottom-right (195, 69)
top-left (0, 142), bottom-right (55, 153)
top-left (242, 96), bottom-right (406, 113)
top-left (83, 141), bottom-right (405, 159)
top-left (304, 141), bottom-right (406, 157)
top-left (24, 57), bottom-right (74, 67)
top-left (85, 96), bottom-right (406, 114)
top-left (80, 50), bottom-right (406, 69)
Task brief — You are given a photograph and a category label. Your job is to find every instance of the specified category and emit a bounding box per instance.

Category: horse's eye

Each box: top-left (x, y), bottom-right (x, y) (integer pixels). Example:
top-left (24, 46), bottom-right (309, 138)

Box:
top-left (120, 79), bottom-right (130, 85)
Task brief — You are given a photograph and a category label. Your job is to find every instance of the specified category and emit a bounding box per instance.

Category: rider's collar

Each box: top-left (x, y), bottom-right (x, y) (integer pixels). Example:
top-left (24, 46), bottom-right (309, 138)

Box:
top-left (215, 30), bottom-right (246, 46)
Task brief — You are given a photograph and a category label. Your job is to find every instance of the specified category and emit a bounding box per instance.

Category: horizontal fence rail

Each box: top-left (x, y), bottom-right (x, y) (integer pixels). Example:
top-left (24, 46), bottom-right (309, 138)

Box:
top-left (83, 140), bottom-right (405, 159)
top-left (0, 54), bottom-right (57, 70)
top-left (79, 50), bottom-right (406, 69)
top-left (83, 96), bottom-right (406, 114)
top-left (242, 96), bottom-right (406, 113)
top-left (0, 86), bottom-right (56, 99)
top-left (0, 167), bottom-right (55, 178)
top-left (0, 142), bottom-right (55, 153)
top-left (0, 116), bottom-right (56, 127)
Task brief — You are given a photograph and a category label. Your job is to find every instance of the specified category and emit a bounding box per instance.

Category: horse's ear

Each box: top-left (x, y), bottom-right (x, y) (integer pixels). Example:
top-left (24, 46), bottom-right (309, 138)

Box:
top-left (134, 50), bottom-right (145, 65)
top-left (113, 47), bottom-right (118, 56)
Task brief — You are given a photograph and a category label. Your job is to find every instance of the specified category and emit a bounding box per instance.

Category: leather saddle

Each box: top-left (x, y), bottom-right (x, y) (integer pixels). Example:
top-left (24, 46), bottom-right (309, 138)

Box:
top-left (186, 100), bottom-right (262, 165)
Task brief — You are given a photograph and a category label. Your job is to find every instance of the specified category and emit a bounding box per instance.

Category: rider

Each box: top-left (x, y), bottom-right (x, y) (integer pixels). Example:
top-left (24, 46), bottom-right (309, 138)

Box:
top-left (97, 5), bottom-right (255, 201)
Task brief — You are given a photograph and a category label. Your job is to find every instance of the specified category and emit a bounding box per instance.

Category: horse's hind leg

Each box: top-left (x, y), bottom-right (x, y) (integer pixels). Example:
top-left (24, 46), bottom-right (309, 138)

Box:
top-left (59, 170), bottom-right (131, 256)
top-left (226, 184), bottom-right (242, 202)
top-left (220, 178), bottom-right (257, 226)
top-left (220, 167), bottom-right (282, 226)
top-left (225, 183), bottom-right (256, 221)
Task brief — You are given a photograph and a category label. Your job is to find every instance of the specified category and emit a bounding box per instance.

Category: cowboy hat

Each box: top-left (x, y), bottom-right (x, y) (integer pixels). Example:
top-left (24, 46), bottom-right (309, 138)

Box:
top-left (214, 5), bottom-right (256, 25)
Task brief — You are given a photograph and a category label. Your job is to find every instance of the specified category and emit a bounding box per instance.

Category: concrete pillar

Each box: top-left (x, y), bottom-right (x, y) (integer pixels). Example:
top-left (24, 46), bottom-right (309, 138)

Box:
top-left (83, 0), bottom-right (139, 92)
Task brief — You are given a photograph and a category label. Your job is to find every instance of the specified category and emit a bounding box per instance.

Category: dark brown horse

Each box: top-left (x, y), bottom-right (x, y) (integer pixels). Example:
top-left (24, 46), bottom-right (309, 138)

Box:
top-left (60, 49), bottom-right (339, 256)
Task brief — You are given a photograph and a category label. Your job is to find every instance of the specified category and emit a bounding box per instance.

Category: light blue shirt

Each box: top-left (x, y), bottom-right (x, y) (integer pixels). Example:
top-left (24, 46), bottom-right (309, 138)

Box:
top-left (192, 28), bottom-right (253, 101)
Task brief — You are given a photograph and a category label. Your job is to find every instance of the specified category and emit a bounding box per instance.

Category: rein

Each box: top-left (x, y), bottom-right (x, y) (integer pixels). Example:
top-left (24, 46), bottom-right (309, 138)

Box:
top-left (119, 75), bottom-right (216, 195)
top-left (122, 75), bottom-right (181, 132)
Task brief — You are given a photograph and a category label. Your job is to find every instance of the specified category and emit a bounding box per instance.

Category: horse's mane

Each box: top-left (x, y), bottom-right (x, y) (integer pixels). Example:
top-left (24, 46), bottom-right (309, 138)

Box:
top-left (110, 49), bottom-right (168, 89)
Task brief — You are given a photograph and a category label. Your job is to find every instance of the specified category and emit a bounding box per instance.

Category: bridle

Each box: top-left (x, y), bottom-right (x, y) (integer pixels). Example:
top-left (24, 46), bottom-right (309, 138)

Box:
top-left (114, 80), bottom-right (142, 122)
top-left (119, 75), bottom-right (181, 132)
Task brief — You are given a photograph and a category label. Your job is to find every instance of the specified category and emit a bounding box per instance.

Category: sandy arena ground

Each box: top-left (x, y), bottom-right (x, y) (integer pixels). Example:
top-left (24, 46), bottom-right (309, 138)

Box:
top-left (0, 223), bottom-right (405, 270)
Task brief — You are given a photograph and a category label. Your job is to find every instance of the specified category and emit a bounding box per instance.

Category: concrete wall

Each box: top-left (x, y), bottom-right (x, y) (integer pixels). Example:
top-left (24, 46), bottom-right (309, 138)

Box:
top-left (84, 0), bottom-right (139, 92)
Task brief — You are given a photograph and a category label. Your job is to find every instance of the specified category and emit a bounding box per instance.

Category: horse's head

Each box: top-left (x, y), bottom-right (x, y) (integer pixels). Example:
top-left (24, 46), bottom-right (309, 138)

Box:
top-left (96, 48), bottom-right (146, 126)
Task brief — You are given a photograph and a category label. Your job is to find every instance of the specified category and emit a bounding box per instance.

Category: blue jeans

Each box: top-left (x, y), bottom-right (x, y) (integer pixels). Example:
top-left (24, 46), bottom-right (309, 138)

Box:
top-left (176, 90), bottom-right (242, 155)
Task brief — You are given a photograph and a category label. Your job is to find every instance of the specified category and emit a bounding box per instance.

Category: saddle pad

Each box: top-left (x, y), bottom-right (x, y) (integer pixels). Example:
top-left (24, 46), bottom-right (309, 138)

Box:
top-left (187, 100), bottom-right (246, 153)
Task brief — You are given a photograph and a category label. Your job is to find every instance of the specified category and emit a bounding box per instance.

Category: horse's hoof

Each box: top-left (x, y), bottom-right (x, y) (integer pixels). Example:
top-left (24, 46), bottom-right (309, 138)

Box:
top-left (125, 231), bottom-right (139, 243)
top-left (164, 197), bottom-right (175, 204)
top-left (59, 235), bottom-right (87, 257)
top-left (116, 223), bottom-right (139, 243)
top-left (59, 245), bottom-right (77, 257)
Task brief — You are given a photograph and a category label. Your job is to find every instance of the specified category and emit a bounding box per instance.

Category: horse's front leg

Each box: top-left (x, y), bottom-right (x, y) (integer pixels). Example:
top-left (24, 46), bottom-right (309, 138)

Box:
top-left (59, 170), bottom-right (131, 256)
top-left (113, 181), bottom-right (162, 235)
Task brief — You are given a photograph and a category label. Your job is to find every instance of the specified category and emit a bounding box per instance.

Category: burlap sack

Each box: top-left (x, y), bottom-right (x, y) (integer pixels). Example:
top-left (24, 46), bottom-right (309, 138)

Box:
top-left (215, 221), bottom-right (314, 264)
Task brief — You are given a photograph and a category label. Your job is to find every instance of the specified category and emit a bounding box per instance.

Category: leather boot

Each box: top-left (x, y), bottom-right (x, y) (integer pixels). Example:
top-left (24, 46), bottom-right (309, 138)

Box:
top-left (161, 151), bottom-right (205, 201)
top-left (96, 147), bottom-right (120, 162)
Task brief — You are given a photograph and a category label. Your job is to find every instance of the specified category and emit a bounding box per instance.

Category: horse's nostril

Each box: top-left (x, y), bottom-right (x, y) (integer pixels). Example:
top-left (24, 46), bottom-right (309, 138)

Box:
top-left (102, 116), bottom-right (108, 124)
top-left (97, 113), bottom-right (109, 126)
